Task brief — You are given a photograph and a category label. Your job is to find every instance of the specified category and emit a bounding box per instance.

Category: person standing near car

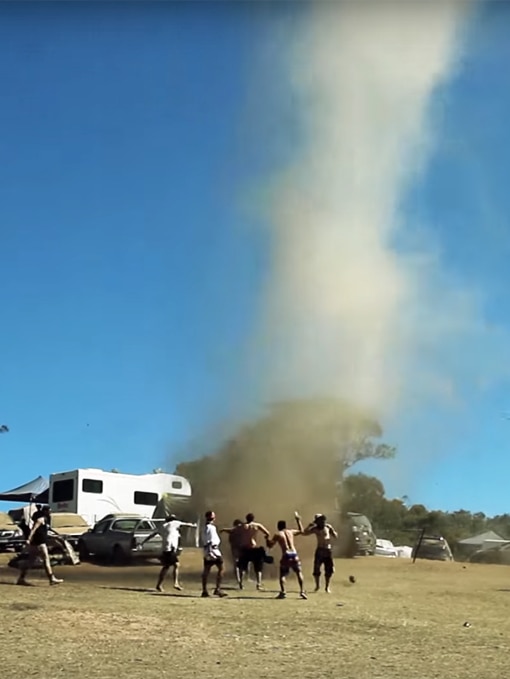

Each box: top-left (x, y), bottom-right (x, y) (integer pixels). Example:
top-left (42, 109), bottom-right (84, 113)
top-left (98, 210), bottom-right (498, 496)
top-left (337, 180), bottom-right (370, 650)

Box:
top-left (17, 506), bottom-right (63, 586)
top-left (140, 513), bottom-right (197, 592)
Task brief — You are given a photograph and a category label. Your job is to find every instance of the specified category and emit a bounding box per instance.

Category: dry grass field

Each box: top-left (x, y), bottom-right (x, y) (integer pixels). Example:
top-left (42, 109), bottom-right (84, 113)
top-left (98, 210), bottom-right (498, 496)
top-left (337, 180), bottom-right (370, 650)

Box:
top-left (1, 550), bottom-right (509, 679)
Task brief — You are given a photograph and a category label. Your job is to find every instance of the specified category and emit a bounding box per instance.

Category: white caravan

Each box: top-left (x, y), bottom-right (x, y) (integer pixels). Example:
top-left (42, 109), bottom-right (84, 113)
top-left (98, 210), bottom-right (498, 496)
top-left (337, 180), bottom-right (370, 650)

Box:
top-left (48, 469), bottom-right (192, 525)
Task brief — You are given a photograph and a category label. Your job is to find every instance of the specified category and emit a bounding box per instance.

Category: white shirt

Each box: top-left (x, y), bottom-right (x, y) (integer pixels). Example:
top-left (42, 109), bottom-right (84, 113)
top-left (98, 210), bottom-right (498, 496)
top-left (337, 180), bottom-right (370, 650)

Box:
top-left (160, 520), bottom-right (183, 552)
top-left (203, 522), bottom-right (222, 559)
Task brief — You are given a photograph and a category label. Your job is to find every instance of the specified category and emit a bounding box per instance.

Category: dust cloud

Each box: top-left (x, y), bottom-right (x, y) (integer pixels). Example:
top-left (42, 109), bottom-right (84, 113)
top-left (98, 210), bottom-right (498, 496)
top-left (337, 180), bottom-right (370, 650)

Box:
top-left (254, 0), bottom-right (482, 417)
top-left (176, 1), bottom-right (507, 524)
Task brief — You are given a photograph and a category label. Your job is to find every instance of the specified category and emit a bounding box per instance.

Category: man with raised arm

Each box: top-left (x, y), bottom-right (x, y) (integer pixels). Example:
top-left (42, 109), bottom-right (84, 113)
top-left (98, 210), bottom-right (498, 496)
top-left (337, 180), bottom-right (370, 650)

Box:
top-left (299, 513), bottom-right (338, 593)
top-left (236, 513), bottom-right (271, 591)
top-left (140, 513), bottom-right (197, 592)
top-left (266, 513), bottom-right (307, 600)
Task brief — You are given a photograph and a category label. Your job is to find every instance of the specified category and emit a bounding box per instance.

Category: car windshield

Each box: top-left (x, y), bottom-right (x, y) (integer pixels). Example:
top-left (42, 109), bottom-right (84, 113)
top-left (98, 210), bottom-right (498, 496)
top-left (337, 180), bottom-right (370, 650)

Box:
top-left (351, 516), bottom-right (372, 529)
top-left (422, 538), bottom-right (444, 547)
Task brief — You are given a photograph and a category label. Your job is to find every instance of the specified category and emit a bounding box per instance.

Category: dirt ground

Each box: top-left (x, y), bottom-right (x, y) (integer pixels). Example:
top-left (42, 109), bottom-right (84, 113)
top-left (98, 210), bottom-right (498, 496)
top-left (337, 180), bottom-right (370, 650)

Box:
top-left (1, 550), bottom-right (509, 679)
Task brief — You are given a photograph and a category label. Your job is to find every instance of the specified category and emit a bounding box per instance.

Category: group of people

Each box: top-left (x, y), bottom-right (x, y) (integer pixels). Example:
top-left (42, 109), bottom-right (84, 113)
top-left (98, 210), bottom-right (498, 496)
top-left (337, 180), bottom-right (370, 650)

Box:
top-left (148, 510), bottom-right (338, 600)
top-left (13, 504), bottom-right (338, 599)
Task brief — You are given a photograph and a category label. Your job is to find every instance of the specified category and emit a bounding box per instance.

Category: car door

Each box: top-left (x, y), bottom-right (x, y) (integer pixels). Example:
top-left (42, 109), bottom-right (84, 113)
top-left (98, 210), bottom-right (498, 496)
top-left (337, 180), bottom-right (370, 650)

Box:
top-left (84, 519), bottom-right (111, 555)
top-left (109, 518), bottom-right (139, 554)
top-left (134, 519), bottom-right (161, 555)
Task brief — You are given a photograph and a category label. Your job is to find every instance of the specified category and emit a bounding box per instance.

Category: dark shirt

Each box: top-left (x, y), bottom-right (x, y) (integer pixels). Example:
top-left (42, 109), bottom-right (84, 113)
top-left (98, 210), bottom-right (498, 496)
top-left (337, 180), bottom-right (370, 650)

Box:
top-left (31, 513), bottom-right (50, 546)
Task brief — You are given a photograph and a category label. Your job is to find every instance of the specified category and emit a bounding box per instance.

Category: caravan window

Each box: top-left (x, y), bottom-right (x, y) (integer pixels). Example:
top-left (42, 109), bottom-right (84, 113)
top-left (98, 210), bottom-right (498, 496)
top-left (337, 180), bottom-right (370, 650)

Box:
top-left (52, 479), bottom-right (74, 503)
top-left (171, 481), bottom-right (182, 489)
top-left (134, 491), bottom-right (158, 506)
top-left (82, 479), bottom-right (103, 494)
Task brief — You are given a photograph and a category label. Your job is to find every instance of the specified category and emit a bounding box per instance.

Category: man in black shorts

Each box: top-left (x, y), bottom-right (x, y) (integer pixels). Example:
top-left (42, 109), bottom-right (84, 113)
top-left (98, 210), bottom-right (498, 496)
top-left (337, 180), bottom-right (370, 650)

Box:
top-left (220, 519), bottom-right (243, 587)
top-left (140, 513), bottom-right (197, 592)
top-left (17, 506), bottom-right (63, 586)
top-left (237, 513), bottom-right (271, 590)
top-left (299, 513), bottom-right (337, 593)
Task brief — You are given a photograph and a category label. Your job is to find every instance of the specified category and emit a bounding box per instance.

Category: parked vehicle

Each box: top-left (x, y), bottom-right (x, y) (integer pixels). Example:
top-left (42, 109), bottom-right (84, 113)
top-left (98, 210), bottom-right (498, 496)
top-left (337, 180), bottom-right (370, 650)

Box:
top-left (49, 513), bottom-right (91, 550)
top-left (349, 513), bottom-right (377, 556)
top-left (77, 514), bottom-right (163, 564)
top-left (412, 535), bottom-right (454, 562)
top-left (49, 468), bottom-right (192, 526)
top-left (335, 512), bottom-right (377, 557)
top-left (0, 512), bottom-right (24, 552)
top-left (375, 538), bottom-right (398, 558)
top-left (469, 543), bottom-right (510, 565)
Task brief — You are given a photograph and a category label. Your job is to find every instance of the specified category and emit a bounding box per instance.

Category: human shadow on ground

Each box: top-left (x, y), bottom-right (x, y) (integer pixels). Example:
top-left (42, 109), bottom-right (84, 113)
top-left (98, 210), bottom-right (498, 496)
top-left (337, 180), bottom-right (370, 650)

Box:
top-left (101, 586), bottom-right (154, 593)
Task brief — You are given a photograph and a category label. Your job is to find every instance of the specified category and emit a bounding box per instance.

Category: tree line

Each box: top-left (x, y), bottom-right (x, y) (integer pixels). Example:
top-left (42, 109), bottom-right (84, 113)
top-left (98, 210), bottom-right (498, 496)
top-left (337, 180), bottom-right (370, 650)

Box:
top-left (342, 472), bottom-right (510, 551)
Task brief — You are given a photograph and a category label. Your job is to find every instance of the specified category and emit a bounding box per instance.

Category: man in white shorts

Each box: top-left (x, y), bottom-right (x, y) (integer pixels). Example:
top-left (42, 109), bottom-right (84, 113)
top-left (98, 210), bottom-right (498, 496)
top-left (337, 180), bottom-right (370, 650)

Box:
top-left (201, 511), bottom-right (227, 598)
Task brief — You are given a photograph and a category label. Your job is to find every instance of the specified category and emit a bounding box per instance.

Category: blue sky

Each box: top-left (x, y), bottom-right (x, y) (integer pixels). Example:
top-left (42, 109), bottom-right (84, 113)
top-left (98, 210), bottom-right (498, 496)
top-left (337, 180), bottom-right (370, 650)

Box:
top-left (1, 2), bottom-right (509, 516)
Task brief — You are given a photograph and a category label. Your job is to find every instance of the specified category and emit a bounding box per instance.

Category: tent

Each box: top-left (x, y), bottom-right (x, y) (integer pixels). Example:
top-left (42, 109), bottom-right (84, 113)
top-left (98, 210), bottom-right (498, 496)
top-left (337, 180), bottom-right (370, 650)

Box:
top-left (456, 530), bottom-right (506, 559)
top-left (0, 476), bottom-right (49, 503)
top-left (457, 530), bottom-right (504, 547)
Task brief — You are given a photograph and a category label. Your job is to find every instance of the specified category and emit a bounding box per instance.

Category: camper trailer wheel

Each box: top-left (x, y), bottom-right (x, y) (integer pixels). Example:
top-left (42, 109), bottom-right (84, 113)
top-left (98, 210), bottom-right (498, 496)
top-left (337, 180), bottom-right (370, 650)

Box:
top-left (111, 544), bottom-right (127, 565)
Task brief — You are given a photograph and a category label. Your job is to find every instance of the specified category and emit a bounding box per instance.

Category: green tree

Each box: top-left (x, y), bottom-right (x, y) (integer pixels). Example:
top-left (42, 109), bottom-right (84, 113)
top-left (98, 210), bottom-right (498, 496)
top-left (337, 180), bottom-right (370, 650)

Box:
top-left (341, 473), bottom-right (385, 515)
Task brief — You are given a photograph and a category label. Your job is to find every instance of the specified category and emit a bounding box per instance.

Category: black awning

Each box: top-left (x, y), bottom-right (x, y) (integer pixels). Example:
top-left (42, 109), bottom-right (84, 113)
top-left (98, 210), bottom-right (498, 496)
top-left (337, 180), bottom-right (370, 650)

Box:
top-left (0, 475), bottom-right (49, 503)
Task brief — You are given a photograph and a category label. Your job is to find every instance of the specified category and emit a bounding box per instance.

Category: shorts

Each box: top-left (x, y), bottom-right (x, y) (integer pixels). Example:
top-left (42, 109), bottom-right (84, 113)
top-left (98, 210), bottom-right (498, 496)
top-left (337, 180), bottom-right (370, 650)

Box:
top-left (23, 543), bottom-right (50, 568)
top-left (30, 543), bottom-right (49, 556)
top-left (160, 550), bottom-right (179, 567)
top-left (238, 546), bottom-right (265, 574)
top-left (280, 551), bottom-right (301, 577)
top-left (313, 547), bottom-right (334, 578)
top-left (203, 554), bottom-right (224, 568)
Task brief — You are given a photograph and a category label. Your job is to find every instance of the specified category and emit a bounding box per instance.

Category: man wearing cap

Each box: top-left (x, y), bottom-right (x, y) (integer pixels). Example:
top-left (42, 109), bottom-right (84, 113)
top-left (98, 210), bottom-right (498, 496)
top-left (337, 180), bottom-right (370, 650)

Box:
top-left (201, 510), bottom-right (227, 598)
top-left (298, 513), bottom-right (338, 593)
top-left (141, 513), bottom-right (197, 592)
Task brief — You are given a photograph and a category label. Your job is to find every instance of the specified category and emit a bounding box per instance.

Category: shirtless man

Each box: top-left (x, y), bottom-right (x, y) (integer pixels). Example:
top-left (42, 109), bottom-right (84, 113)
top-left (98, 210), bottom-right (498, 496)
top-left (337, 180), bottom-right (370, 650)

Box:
top-left (299, 513), bottom-right (338, 593)
top-left (219, 519), bottom-right (243, 588)
top-left (266, 516), bottom-right (307, 600)
top-left (237, 513), bottom-right (271, 590)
